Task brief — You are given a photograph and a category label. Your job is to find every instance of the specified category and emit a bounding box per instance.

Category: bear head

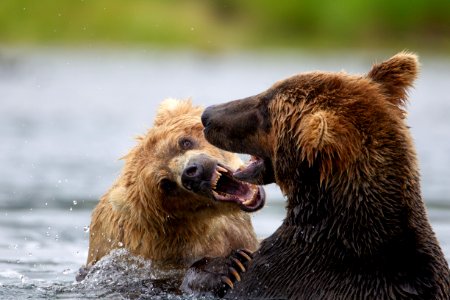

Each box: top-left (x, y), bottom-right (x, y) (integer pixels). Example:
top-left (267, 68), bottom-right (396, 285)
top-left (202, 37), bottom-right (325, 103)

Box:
top-left (202, 52), bottom-right (419, 199)
top-left (110, 99), bottom-right (265, 227)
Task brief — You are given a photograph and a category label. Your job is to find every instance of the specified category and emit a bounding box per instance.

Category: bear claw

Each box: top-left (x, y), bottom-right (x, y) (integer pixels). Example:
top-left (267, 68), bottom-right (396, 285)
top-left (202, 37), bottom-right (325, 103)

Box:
top-left (183, 249), bottom-right (254, 297)
top-left (231, 257), bottom-right (246, 272)
top-left (229, 266), bottom-right (241, 282)
top-left (236, 249), bottom-right (253, 261)
top-left (221, 275), bottom-right (234, 289)
top-left (218, 248), bottom-right (254, 296)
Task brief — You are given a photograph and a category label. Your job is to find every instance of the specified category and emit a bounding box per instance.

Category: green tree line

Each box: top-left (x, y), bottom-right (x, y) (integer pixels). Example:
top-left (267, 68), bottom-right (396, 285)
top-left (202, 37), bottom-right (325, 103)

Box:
top-left (0, 0), bottom-right (449, 51)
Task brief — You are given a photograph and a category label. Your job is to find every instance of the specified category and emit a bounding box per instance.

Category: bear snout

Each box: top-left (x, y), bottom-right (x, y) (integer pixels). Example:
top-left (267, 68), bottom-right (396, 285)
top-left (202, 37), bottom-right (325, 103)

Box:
top-left (183, 164), bottom-right (203, 179)
top-left (181, 154), bottom-right (217, 192)
top-left (201, 105), bottom-right (215, 128)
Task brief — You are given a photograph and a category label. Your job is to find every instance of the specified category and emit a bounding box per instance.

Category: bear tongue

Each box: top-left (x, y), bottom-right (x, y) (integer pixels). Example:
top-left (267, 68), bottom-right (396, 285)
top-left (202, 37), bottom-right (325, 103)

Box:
top-left (210, 164), bottom-right (265, 212)
top-left (213, 171), bottom-right (252, 201)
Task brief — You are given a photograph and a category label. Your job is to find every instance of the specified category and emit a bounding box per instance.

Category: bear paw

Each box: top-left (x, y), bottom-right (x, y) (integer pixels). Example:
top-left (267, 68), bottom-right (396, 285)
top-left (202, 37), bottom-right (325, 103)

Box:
top-left (181, 248), bottom-right (253, 298)
top-left (221, 249), bottom-right (253, 290)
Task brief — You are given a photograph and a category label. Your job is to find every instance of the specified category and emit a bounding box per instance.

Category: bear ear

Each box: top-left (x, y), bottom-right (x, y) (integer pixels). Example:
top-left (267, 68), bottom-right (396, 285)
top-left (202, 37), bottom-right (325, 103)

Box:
top-left (297, 110), bottom-right (361, 183)
top-left (367, 51), bottom-right (419, 106)
top-left (154, 98), bottom-right (198, 126)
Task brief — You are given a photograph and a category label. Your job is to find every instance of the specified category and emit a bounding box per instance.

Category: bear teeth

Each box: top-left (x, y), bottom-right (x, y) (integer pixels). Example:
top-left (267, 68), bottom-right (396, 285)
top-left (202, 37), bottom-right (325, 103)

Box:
top-left (216, 165), bottom-right (228, 173)
top-left (242, 186), bottom-right (258, 206)
top-left (211, 170), bottom-right (222, 189)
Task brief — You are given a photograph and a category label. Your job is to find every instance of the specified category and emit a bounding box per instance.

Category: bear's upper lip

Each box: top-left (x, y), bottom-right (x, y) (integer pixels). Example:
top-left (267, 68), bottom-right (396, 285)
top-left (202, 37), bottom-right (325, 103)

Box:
top-left (210, 163), bottom-right (265, 212)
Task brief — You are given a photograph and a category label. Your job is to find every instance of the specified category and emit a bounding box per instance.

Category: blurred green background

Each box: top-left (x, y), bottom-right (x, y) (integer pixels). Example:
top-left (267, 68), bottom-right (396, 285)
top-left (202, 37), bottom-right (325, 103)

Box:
top-left (1, 0), bottom-right (449, 52)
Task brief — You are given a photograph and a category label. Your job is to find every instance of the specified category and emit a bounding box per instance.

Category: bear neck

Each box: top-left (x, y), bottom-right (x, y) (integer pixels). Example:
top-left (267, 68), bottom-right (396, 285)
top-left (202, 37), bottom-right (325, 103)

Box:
top-left (280, 161), bottom-right (338, 227)
top-left (279, 161), bottom-right (420, 225)
top-left (140, 210), bottom-right (216, 242)
top-left (126, 213), bottom-right (216, 264)
top-left (134, 209), bottom-right (254, 265)
top-left (274, 153), bottom-right (432, 259)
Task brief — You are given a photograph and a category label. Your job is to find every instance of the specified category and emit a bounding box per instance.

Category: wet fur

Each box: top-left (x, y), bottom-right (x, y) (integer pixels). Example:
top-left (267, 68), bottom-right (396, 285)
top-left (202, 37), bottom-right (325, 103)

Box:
top-left (86, 99), bottom-right (258, 273)
top-left (202, 53), bottom-right (450, 299)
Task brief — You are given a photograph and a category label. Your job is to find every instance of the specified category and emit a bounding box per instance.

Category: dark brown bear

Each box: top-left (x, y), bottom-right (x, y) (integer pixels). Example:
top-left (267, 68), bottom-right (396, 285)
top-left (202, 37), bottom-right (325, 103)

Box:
top-left (200, 53), bottom-right (450, 299)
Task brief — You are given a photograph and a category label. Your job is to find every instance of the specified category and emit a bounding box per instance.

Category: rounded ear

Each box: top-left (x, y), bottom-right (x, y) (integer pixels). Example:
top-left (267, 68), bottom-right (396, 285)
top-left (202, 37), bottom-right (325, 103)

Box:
top-left (367, 51), bottom-right (419, 107)
top-left (153, 98), bottom-right (201, 127)
top-left (296, 110), bottom-right (361, 183)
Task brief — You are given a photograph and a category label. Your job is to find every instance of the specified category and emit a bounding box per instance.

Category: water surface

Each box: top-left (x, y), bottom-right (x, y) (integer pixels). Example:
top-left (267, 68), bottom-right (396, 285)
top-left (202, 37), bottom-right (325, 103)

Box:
top-left (0, 48), bottom-right (449, 298)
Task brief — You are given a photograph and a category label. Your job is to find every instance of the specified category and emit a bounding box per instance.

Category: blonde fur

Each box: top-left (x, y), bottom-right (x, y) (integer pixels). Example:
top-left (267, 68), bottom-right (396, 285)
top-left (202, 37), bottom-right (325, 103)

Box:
top-left (86, 99), bottom-right (258, 269)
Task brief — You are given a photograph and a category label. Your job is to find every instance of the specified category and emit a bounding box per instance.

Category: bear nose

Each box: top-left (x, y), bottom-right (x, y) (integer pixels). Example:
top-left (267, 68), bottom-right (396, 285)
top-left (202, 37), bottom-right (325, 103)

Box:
top-left (181, 154), bottom-right (217, 192)
top-left (182, 162), bottom-right (207, 191)
top-left (183, 164), bottom-right (202, 178)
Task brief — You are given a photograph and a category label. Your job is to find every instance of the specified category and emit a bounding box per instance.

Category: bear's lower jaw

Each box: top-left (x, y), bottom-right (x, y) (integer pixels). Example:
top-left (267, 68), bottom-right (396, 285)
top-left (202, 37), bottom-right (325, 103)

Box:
top-left (211, 186), bottom-right (265, 213)
top-left (233, 156), bottom-right (274, 185)
top-left (210, 164), bottom-right (265, 213)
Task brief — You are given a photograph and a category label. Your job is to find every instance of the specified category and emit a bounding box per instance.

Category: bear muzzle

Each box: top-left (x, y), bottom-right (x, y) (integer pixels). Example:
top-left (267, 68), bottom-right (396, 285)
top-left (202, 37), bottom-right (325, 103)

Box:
top-left (181, 154), bottom-right (266, 212)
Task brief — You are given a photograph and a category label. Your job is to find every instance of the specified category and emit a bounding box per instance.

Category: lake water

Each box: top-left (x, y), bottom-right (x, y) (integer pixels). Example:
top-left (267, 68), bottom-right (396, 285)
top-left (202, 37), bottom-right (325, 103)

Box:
top-left (0, 48), bottom-right (449, 299)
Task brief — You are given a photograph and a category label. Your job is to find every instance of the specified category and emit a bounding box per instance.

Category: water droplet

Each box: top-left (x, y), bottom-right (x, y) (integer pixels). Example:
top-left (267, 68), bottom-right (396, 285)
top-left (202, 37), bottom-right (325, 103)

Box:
top-left (48, 226), bottom-right (51, 230)
top-left (58, 179), bottom-right (62, 184)
top-left (13, 244), bottom-right (18, 249)
top-left (69, 207), bottom-right (73, 211)
top-left (55, 234), bottom-right (59, 241)
top-left (83, 226), bottom-right (90, 233)
top-left (45, 202), bottom-right (48, 206)
top-left (28, 252), bottom-right (32, 257)
top-left (45, 232), bottom-right (50, 237)
top-left (118, 242), bottom-right (123, 247)
top-left (73, 200), bottom-right (77, 205)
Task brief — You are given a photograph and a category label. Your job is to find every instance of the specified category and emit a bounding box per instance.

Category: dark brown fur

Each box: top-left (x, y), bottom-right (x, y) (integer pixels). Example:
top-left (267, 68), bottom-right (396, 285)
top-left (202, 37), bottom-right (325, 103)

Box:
top-left (201, 52), bottom-right (450, 299)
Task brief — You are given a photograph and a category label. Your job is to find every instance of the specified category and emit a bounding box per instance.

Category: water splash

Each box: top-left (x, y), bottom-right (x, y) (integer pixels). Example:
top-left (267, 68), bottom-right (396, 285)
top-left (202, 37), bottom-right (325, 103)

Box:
top-left (72, 249), bottom-right (214, 299)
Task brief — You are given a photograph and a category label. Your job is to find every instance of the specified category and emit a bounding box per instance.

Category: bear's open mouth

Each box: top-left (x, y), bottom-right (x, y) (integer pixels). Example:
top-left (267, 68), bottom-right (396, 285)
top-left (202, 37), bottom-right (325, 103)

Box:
top-left (210, 164), bottom-right (265, 212)
top-left (233, 156), bottom-right (265, 182)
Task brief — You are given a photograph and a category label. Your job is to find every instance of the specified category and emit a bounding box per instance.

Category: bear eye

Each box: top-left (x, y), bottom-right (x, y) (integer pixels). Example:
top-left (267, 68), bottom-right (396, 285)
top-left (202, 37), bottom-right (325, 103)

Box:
top-left (160, 179), bottom-right (177, 193)
top-left (179, 137), bottom-right (196, 150)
